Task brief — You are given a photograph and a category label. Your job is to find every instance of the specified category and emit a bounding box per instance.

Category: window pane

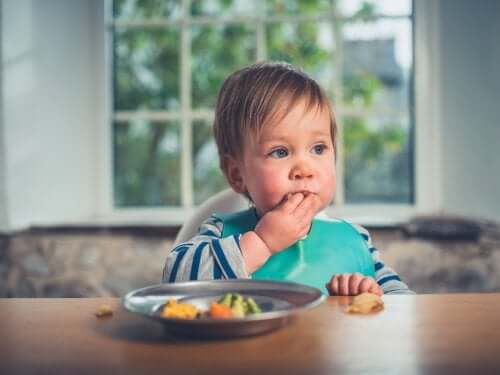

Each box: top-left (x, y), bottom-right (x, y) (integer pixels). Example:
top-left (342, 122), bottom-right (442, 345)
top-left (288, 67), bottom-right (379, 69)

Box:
top-left (338, 0), bottom-right (412, 18)
top-left (343, 115), bottom-right (412, 203)
top-left (266, 0), bottom-right (331, 15)
top-left (342, 19), bottom-right (412, 112)
top-left (114, 28), bottom-right (180, 111)
top-left (192, 24), bottom-right (255, 109)
top-left (267, 22), bottom-right (335, 92)
top-left (192, 120), bottom-right (228, 205)
top-left (113, 120), bottom-right (181, 207)
top-left (191, 0), bottom-right (257, 17)
top-left (111, 1), bottom-right (414, 209)
top-left (341, 17), bottom-right (412, 204)
top-left (114, 0), bottom-right (182, 20)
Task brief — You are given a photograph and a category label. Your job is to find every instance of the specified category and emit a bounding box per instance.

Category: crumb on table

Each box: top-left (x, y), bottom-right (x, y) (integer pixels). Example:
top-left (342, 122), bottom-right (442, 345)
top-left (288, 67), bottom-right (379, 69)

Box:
top-left (95, 305), bottom-right (113, 317)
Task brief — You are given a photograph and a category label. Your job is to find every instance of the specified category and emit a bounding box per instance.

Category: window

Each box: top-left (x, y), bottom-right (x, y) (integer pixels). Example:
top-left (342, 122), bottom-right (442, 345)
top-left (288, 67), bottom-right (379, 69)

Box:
top-left (109, 0), bottom-right (413, 215)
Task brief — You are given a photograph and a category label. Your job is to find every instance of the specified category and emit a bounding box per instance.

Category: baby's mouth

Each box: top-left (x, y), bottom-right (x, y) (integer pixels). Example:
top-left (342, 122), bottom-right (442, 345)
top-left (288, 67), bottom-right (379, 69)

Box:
top-left (291, 190), bottom-right (314, 196)
top-left (283, 191), bottom-right (316, 202)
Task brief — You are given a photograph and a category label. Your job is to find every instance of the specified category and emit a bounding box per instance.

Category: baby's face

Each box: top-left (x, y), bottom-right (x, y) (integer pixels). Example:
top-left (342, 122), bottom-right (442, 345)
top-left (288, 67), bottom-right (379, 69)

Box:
top-left (238, 100), bottom-right (336, 217)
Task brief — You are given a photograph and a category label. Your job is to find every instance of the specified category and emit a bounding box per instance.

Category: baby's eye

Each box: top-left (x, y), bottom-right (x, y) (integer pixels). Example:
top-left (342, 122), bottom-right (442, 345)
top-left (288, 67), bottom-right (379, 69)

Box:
top-left (269, 148), bottom-right (288, 158)
top-left (312, 144), bottom-right (326, 155)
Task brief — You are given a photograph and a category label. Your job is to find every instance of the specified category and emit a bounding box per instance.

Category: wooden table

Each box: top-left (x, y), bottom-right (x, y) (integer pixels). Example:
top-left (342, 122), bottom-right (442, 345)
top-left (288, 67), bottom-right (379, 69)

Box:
top-left (1, 294), bottom-right (500, 374)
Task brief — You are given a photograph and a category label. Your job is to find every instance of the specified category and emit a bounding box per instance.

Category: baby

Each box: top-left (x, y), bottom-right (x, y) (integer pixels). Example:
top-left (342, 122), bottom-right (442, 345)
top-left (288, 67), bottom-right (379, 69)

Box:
top-left (163, 62), bottom-right (413, 296)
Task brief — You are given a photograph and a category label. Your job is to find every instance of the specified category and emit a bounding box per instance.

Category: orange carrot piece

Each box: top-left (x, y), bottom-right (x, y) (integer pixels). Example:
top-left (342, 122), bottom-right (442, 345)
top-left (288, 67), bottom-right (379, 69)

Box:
top-left (209, 302), bottom-right (233, 319)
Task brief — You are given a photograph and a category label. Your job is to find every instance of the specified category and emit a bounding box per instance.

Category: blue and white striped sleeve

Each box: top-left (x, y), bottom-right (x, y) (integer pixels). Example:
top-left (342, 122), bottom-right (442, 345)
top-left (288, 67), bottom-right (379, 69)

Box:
top-left (162, 215), bottom-right (249, 283)
top-left (352, 223), bottom-right (415, 295)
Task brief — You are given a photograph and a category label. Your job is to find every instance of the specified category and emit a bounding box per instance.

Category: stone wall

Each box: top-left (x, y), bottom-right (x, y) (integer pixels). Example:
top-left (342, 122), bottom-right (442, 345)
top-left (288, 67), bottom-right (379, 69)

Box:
top-left (0, 230), bottom-right (172, 298)
top-left (1, 218), bottom-right (500, 297)
top-left (367, 222), bottom-right (500, 294)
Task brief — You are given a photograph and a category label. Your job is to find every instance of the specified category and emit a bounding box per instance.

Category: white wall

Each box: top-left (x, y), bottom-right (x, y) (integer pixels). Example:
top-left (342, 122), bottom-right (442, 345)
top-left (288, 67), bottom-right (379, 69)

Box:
top-left (439, 0), bottom-right (500, 222)
top-left (1, 0), bottom-right (104, 230)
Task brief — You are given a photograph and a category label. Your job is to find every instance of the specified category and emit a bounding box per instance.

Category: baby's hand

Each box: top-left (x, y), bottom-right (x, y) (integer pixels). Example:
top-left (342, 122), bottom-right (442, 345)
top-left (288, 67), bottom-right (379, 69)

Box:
top-left (325, 273), bottom-right (383, 296)
top-left (254, 192), bottom-right (321, 254)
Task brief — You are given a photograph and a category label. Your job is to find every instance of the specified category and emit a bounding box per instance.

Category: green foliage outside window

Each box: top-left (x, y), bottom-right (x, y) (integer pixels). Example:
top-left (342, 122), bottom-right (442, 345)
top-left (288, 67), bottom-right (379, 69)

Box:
top-left (112, 0), bottom-right (413, 207)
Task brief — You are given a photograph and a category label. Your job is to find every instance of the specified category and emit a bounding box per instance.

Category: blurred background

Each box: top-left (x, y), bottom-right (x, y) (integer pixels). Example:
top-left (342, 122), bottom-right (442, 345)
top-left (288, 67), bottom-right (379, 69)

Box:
top-left (1, 0), bottom-right (499, 297)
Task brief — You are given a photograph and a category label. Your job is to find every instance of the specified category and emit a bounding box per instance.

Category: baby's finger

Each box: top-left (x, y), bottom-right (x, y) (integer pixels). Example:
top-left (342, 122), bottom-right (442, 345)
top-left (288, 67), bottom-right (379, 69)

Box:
top-left (348, 273), bottom-right (364, 295)
top-left (359, 278), bottom-right (374, 294)
top-left (280, 192), bottom-right (304, 213)
top-left (294, 193), bottom-right (320, 220)
top-left (326, 275), bottom-right (339, 295)
top-left (338, 274), bottom-right (350, 295)
top-left (368, 282), bottom-right (383, 296)
top-left (298, 222), bottom-right (313, 238)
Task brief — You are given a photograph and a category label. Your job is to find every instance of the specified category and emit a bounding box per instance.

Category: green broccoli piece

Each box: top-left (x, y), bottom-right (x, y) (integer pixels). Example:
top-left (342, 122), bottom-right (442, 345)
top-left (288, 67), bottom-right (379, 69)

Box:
top-left (246, 297), bottom-right (262, 314)
top-left (219, 293), bottom-right (232, 307)
top-left (219, 293), bottom-right (262, 317)
top-left (232, 293), bottom-right (243, 307)
top-left (231, 301), bottom-right (245, 318)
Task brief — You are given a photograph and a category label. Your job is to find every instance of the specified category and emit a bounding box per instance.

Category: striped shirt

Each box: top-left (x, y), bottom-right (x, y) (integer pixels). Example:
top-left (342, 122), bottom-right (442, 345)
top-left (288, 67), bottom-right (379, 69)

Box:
top-left (163, 214), bottom-right (414, 295)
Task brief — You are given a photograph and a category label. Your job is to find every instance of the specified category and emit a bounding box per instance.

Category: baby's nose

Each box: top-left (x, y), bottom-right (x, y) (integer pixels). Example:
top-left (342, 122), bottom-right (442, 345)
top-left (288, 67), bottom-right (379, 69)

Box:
top-left (290, 160), bottom-right (314, 179)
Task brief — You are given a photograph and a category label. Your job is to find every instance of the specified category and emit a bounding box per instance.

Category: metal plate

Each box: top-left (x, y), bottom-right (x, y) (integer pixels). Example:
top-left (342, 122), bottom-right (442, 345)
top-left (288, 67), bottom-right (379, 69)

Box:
top-left (123, 279), bottom-right (325, 339)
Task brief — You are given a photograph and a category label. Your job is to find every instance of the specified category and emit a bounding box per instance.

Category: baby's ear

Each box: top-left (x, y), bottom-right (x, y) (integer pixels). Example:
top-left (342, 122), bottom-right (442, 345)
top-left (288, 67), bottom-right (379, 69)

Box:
top-left (224, 156), bottom-right (246, 194)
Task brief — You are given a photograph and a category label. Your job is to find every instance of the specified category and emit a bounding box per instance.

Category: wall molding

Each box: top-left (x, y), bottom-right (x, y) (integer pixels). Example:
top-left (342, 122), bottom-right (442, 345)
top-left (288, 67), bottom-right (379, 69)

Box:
top-left (414, 0), bottom-right (444, 215)
top-left (0, 2), bottom-right (9, 231)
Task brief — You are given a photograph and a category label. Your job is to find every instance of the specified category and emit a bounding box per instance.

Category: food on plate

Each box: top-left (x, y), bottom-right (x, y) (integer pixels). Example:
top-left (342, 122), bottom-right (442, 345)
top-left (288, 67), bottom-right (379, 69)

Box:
top-left (161, 293), bottom-right (262, 319)
top-left (209, 302), bottom-right (233, 319)
top-left (95, 304), bottom-right (113, 317)
top-left (161, 299), bottom-right (199, 319)
top-left (216, 293), bottom-right (262, 318)
top-left (345, 292), bottom-right (384, 314)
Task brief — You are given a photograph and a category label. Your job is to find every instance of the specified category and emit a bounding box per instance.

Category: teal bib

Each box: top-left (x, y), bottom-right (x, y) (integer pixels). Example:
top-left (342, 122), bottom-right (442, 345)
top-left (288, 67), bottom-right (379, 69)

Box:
top-left (217, 208), bottom-right (375, 293)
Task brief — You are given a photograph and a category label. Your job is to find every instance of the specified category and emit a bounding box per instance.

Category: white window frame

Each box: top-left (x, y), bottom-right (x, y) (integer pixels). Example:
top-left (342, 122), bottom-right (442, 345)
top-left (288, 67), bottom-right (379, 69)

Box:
top-left (96, 0), bottom-right (442, 227)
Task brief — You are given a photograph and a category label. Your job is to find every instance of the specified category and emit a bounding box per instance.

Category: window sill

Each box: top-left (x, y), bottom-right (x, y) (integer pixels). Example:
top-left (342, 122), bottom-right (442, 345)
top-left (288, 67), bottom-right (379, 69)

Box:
top-left (7, 204), bottom-right (417, 237)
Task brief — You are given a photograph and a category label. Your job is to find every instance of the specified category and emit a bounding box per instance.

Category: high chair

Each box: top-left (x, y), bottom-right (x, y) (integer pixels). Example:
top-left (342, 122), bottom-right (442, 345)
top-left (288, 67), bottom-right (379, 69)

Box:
top-left (174, 188), bottom-right (250, 246)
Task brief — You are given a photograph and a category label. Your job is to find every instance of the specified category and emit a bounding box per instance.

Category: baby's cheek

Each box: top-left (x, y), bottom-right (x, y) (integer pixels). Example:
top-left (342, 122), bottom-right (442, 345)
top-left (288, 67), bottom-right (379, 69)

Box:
top-left (261, 179), bottom-right (285, 202)
top-left (320, 166), bottom-right (336, 204)
top-left (259, 172), bottom-right (287, 205)
top-left (321, 183), bottom-right (335, 206)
